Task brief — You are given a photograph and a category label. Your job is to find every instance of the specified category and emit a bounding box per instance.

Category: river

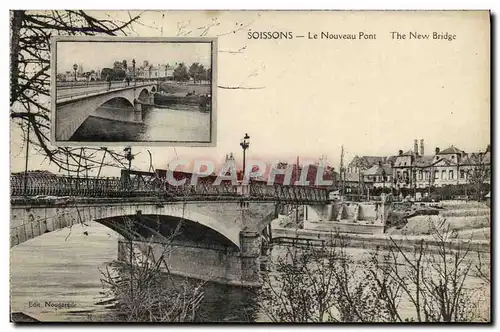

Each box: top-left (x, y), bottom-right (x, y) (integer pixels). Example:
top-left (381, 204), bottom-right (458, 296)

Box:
top-left (71, 105), bottom-right (211, 142)
top-left (10, 222), bottom-right (264, 322)
top-left (10, 221), bottom-right (489, 322)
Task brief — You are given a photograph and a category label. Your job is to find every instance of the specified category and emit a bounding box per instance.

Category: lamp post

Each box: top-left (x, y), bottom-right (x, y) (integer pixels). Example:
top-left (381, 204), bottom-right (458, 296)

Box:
top-left (124, 146), bottom-right (133, 172)
top-left (123, 147), bottom-right (134, 190)
top-left (73, 63), bottom-right (78, 86)
top-left (132, 59), bottom-right (136, 86)
top-left (239, 133), bottom-right (250, 181)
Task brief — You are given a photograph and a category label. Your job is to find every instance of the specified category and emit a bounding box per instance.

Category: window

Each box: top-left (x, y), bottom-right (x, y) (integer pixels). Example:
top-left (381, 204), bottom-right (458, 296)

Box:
top-left (460, 170), bottom-right (465, 179)
top-left (449, 170), bottom-right (454, 180)
top-left (425, 171), bottom-right (429, 180)
top-left (418, 170), bottom-right (423, 180)
top-left (441, 170), bottom-right (446, 179)
top-left (404, 162), bottom-right (407, 166)
top-left (434, 170), bottom-right (439, 179)
top-left (451, 155), bottom-right (455, 159)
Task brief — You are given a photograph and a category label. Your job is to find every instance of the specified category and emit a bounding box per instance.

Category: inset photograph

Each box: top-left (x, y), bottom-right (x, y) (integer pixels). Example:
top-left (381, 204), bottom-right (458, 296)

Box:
top-left (52, 37), bottom-right (216, 146)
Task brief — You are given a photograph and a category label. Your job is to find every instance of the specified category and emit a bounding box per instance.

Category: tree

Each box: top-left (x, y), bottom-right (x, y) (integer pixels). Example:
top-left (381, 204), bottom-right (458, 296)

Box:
top-left (98, 216), bottom-right (205, 322)
top-left (173, 62), bottom-right (189, 82)
top-left (261, 222), bottom-right (489, 322)
top-left (10, 10), bottom-right (140, 174)
top-left (259, 238), bottom-right (341, 322)
top-left (101, 67), bottom-right (113, 80)
top-left (465, 152), bottom-right (490, 201)
top-left (188, 62), bottom-right (206, 84)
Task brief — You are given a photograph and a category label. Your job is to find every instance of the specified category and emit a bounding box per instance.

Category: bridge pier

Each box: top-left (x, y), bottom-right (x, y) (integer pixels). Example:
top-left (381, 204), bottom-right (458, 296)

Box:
top-left (133, 99), bottom-right (143, 122)
top-left (116, 230), bottom-right (264, 288)
top-left (147, 93), bottom-right (155, 104)
top-left (239, 231), bottom-right (262, 286)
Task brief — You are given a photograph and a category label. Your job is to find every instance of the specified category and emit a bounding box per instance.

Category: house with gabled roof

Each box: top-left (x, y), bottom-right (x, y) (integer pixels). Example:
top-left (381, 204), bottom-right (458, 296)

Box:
top-left (345, 155), bottom-right (397, 192)
top-left (363, 162), bottom-right (393, 188)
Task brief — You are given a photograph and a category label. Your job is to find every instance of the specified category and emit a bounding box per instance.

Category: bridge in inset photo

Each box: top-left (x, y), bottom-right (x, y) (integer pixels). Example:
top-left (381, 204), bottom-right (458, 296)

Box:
top-left (55, 81), bottom-right (157, 141)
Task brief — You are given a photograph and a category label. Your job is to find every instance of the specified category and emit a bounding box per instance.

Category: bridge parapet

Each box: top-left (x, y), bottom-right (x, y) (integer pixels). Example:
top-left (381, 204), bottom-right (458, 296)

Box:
top-left (11, 173), bottom-right (330, 204)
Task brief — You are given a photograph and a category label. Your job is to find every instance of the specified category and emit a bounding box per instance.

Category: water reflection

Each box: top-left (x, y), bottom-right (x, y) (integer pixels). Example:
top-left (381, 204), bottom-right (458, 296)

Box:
top-left (138, 105), bottom-right (210, 142)
top-left (72, 104), bottom-right (210, 142)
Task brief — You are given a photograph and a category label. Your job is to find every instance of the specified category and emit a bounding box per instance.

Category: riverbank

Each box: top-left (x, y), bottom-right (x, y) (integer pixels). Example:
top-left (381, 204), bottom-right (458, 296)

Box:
top-left (154, 93), bottom-right (210, 108)
top-left (271, 227), bottom-right (490, 254)
top-left (386, 200), bottom-right (490, 238)
top-left (158, 81), bottom-right (210, 95)
top-left (155, 82), bottom-right (211, 110)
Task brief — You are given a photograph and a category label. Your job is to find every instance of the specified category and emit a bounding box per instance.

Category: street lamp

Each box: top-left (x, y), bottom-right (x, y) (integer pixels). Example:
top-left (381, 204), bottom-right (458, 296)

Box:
top-left (132, 59), bottom-right (136, 86)
top-left (124, 147), bottom-right (134, 172)
top-left (73, 64), bottom-right (78, 82)
top-left (239, 133), bottom-right (250, 181)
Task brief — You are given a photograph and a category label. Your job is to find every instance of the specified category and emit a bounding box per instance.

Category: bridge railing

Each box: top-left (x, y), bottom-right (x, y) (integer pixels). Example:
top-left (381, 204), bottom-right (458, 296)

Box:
top-left (249, 182), bottom-right (329, 202)
top-left (11, 174), bottom-right (124, 197)
top-left (11, 174), bottom-right (329, 202)
top-left (122, 177), bottom-right (239, 198)
top-left (56, 80), bottom-right (157, 88)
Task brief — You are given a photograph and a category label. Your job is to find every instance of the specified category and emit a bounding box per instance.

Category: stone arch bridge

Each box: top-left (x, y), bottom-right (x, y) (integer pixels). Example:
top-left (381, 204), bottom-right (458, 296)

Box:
top-left (10, 172), bottom-right (330, 287)
top-left (55, 82), bottom-right (157, 141)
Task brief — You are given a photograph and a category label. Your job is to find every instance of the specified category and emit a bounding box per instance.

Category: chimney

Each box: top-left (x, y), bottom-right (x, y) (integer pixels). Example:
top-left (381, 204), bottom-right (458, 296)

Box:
top-left (398, 149), bottom-right (403, 156)
top-left (435, 147), bottom-right (440, 155)
top-left (414, 139), bottom-right (419, 155)
top-left (420, 139), bottom-right (424, 156)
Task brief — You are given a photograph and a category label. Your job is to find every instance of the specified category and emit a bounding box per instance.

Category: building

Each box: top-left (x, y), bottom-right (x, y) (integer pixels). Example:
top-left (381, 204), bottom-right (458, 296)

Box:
top-left (345, 139), bottom-right (491, 195)
top-left (363, 162), bottom-right (393, 189)
top-left (344, 155), bottom-right (396, 193)
top-left (392, 139), bottom-right (491, 189)
top-left (137, 63), bottom-right (174, 80)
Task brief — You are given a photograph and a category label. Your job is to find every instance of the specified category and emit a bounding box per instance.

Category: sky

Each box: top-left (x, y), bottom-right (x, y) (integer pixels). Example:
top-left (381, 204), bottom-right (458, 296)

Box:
top-left (10, 10), bottom-right (491, 176)
top-left (56, 41), bottom-right (212, 73)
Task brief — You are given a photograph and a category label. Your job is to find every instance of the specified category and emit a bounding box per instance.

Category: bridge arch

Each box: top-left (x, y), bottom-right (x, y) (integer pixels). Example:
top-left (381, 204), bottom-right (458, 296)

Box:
top-left (10, 202), bottom-right (243, 249)
top-left (138, 88), bottom-right (150, 102)
top-left (96, 96), bottom-right (134, 110)
top-left (96, 213), bottom-right (241, 250)
top-left (92, 205), bottom-right (242, 249)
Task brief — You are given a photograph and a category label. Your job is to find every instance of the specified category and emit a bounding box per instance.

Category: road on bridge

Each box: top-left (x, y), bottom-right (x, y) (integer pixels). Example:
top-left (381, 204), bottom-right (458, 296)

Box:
top-left (56, 81), bottom-right (155, 101)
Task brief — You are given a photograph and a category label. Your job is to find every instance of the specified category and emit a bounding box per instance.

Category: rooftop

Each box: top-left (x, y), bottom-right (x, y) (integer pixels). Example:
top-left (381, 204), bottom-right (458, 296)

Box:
top-left (413, 155), bottom-right (435, 167)
top-left (439, 145), bottom-right (465, 155)
top-left (363, 163), bottom-right (392, 176)
top-left (348, 155), bottom-right (397, 169)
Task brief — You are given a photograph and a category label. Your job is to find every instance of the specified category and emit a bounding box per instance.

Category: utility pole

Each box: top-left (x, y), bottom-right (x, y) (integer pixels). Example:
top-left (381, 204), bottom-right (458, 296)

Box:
top-left (340, 145), bottom-right (345, 198)
top-left (428, 166), bottom-right (432, 199)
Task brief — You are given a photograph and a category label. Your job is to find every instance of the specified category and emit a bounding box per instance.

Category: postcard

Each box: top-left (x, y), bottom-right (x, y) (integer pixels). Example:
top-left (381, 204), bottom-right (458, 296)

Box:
top-left (9, 10), bottom-right (491, 323)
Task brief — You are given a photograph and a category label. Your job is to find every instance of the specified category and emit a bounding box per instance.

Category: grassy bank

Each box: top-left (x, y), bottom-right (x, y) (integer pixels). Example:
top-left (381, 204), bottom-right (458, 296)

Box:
top-left (158, 82), bottom-right (210, 95)
top-left (386, 200), bottom-right (491, 238)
